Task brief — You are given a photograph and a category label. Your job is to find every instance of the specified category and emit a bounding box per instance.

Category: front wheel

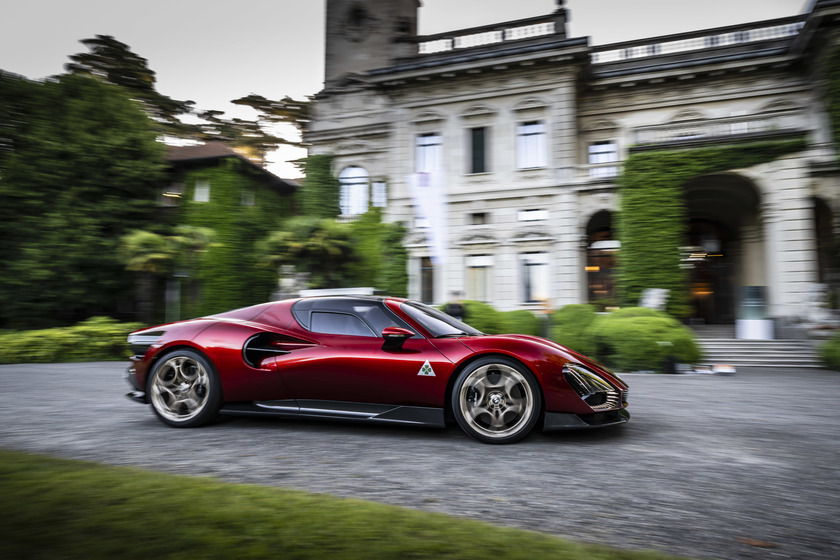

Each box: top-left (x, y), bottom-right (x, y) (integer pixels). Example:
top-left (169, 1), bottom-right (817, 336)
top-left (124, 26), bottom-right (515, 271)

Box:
top-left (451, 357), bottom-right (541, 444)
top-left (148, 349), bottom-right (220, 428)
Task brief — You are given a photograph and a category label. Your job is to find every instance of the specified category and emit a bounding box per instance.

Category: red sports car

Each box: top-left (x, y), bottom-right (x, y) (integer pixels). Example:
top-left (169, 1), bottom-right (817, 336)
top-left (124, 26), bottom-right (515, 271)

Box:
top-left (125, 296), bottom-right (628, 444)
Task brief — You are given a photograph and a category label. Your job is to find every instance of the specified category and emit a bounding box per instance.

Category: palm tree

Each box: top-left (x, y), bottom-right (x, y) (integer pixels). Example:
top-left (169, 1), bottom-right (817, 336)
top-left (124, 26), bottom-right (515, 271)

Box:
top-left (258, 218), bottom-right (356, 290)
top-left (119, 230), bottom-right (175, 323)
top-left (169, 225), bottom-right (217, 316)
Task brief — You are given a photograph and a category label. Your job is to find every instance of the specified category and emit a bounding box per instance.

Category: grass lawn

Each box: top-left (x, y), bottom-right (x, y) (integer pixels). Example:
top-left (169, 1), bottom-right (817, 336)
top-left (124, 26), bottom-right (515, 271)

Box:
top-left (0, 449), bottom-right (689, 560)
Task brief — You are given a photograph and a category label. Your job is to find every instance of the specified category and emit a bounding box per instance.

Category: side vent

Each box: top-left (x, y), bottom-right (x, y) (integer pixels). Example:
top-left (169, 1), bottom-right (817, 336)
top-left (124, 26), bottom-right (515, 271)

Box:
top-left (243, 332), bottom-right (315, 369)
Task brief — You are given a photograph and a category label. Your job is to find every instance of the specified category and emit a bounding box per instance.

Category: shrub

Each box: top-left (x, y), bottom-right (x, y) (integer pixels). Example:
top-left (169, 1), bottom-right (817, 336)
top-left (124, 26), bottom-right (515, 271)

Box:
top-left (588, 308), bottom-right (701, 372)
top-left (460, 301), bottom-right (508, 334)
top-left (502, 310), bottom-right (542, 336)
top-left (819, 331), bottom-right (840, 370)
top-left (0, 317), bottom-right (142, 364)
top-left (550, 304), bottom-right (598, 355)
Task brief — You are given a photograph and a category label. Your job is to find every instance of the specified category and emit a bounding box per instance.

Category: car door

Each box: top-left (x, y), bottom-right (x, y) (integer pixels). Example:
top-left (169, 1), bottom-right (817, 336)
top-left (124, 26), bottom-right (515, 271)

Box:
top-left (276, 305), bottom-right (454, 408)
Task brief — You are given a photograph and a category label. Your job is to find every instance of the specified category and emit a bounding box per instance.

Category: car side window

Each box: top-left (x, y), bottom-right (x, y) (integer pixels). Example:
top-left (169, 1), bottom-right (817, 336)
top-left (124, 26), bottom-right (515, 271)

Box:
top-left (293, 298), bottom-right (419, 338)
top-left (310, 311), bottom-right (376, 337)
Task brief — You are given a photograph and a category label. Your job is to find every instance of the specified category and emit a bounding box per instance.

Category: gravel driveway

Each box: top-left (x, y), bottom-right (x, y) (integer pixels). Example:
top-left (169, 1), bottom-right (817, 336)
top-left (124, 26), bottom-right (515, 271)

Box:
top-left (1, 362), bottom-right (838, 559)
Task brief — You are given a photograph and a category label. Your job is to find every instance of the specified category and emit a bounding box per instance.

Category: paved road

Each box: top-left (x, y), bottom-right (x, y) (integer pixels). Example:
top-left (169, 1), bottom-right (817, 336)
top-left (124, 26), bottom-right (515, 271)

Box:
top-left (1, 362), bottom-right (838, 559)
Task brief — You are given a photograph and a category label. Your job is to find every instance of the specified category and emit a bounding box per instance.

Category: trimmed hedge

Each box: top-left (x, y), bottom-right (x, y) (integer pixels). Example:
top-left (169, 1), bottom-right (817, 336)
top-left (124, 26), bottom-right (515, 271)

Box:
top-left (550, 304), bottom-right (598, 356)
top-left (504, 310), bottom-right (543, 337)
top-left (551, 306), bottom-right (700, 372)
top-left (458, 301), bottom-right (507, 334)
top-left (448, 301), bottom-right (542, 336)
top-left (0, 317), bottom-right (141, 364)
top-left (588, 308), bottom-right (701, 373)
top-left (447, 301), bottom-right (699, 371)
top-left (819, 331), bottom-right (840, 370)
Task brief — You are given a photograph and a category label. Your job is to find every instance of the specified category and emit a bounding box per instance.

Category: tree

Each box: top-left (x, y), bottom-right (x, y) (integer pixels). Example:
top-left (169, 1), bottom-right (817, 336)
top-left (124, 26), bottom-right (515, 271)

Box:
top-left (196, 94), bottom-right (311, 165)
top-left (66, 35), bottom-right (312, 166)
top-left (119, 226), bottom-right (216, 323)
top-left (0, 73), bottom-right (166, 328)
top-left (258, 217), bottom-right (356, 289)
top-left (120, 230), bottom-right (176, 324)
top-left (65, 35), bottom-right (195, 138)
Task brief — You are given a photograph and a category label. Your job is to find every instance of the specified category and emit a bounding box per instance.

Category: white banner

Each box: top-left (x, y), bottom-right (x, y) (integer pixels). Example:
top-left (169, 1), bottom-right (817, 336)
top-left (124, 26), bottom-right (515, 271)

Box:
top-left (408, 171), bottom-right (448, 266)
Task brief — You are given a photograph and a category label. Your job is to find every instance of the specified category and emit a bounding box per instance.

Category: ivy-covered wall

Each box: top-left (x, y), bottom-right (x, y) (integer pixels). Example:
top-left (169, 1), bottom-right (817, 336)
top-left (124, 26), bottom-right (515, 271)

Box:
top-left (348, 209), bottom-right (408, 297)
top-left (618, 138), bottom-right (807, 316)
top-left (172, 158), bottom-right (293, 316)
top-left (296, 154), bottom-right (340, 218)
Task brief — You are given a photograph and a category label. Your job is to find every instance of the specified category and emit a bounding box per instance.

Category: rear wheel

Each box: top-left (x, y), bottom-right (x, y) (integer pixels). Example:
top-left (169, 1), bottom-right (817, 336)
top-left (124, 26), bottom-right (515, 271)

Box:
top-left (148, 349), bottom-right (220, 428)
top-left (451, 357), bottom-right (541, 444)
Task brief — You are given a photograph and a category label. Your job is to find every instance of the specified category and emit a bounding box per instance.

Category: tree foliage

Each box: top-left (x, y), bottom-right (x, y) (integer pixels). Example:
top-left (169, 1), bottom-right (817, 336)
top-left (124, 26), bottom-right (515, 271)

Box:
top-left (0, 72), bottom-right (166, 328)
top-left (65, 35), bottom-right (195, 137)
top-left (66, 34), bottom-right (311, 164)
top-left (258, 217), bottom-right (356, 289)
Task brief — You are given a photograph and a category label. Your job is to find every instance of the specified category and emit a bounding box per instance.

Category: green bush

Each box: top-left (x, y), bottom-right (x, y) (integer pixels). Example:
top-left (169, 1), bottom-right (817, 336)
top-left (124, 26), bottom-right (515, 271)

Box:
top-left (550, 304), bottom-right (598, 355)
top-left (0, 317), bottom-right (142, 364)
top-left (588, 308), bottom-right (701, 372)
top-left (447, 301), bottom-right (702, 373)
top-left (819, 331), bottom-right (840, 370)
top-left (460, 301), bottom-right (508, 334)
top-left (501, 310), bottom-right (542, 336)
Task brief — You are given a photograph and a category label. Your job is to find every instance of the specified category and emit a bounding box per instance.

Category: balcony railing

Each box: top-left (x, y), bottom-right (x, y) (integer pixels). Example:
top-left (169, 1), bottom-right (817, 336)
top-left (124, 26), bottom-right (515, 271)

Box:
top-left (417, 15), bottom-right (559, 55)
top-left (591, 21), bottom-right (803, 64)
top-left (415, 15), bottom-right (803, 62)
top-left (631, 110), bottom-right (804, 146)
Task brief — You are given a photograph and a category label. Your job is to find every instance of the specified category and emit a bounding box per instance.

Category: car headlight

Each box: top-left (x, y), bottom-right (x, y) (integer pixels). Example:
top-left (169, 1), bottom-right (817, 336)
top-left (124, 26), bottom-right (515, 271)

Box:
top-left (562, 363), bottom-right (620, 410)
top-left (127, 331), bottom-right (165, 357)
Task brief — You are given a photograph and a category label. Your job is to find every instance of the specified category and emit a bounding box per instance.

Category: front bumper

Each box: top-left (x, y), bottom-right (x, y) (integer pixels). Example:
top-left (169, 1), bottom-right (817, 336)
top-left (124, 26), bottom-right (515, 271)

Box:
top-left (543, 408), bottom-right (630, 431)
top-left (124, 363), bottom-right (147, 404)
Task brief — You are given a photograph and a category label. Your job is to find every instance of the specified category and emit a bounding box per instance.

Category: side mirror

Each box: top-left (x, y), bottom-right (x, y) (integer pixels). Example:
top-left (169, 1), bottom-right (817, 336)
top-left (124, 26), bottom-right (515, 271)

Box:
top-left (381, 326), bottom-right (415, 350)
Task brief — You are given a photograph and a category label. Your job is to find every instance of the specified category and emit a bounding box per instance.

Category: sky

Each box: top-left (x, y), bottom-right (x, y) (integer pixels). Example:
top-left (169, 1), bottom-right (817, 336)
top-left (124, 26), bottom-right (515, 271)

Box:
top-left (1, 0), bottom-right (810, 177)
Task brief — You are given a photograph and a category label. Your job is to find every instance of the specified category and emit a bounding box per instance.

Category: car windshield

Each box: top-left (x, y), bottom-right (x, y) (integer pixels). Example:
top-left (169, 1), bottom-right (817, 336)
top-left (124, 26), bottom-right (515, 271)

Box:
top-left (400, 301), bottom-right (483, 338)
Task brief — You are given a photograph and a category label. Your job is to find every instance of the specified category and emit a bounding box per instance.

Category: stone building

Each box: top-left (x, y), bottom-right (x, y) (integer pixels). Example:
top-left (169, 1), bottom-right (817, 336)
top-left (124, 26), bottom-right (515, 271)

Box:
top-left (304, 0), bottom-right (840, 332)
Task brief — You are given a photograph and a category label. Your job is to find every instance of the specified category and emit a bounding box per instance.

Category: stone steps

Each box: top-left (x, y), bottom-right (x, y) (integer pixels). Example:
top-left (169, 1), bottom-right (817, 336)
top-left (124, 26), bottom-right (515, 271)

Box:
top-left (695, 337), bottom-right (823, 368)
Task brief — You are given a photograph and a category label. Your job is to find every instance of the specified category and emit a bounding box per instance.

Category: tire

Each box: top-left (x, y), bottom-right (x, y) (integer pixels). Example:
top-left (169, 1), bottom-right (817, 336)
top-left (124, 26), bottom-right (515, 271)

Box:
top-left (147, 349), bottom-right (221, 428)
top-left (451, 356), bottom-right (541, 444)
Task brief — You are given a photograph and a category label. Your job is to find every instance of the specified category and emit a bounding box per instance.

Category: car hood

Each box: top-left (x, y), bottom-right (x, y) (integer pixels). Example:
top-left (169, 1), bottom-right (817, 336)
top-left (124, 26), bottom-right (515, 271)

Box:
top-left (456, 333), bottom-right (624, 386)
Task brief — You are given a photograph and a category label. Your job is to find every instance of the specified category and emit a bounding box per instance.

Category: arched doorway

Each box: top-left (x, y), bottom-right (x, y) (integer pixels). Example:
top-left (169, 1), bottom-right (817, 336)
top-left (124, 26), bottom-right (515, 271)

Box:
top-left (585, 210), bottom-right (619, 310)
top-left (683, 174), bottom-right (762, 324)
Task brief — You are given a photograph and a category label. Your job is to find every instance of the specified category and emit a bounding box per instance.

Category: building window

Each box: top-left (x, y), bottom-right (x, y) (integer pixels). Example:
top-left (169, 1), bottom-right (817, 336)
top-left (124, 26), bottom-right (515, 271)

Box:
top-left (420, 256), bottom-right (435, 304)
top-left (588, 141), bottom-right (618, 178)
top-left (520, 252), bottom-right (549, 303)
top-left (469, 212), bottom-right (489, 225)
top-left (241, 190), bottom-right (255, 206)
top-left (372, 181), bottom-right (387, 208)
top-left (516, 121), bottom-right (547, 169)
top-left (194, 180), bottom-right (210, 203)
top-left (518, 209), bottom-right (549, 222)
top-left (339, 166), bottom-right (370, 216)
top-left (160, 182), bottom-right (184, 206)
top-left (469, 127), bottom-right (487, 173)
top-left (416, 133), bottom-right (442, 173)
top-left (466, 254), bottom-right (493, 302)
